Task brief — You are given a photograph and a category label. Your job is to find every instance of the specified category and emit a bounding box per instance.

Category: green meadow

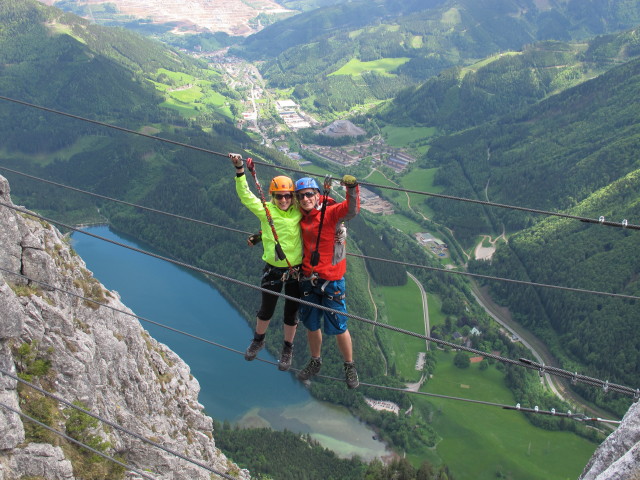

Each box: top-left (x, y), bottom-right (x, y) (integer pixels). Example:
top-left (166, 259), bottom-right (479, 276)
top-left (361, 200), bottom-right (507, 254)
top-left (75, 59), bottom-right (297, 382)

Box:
top-left (383, 214), bottom-right (423, 236)
top-left (461, 51), bottom-right (521, 78)
top-left (364, 169), bottom-right (397, 188)
top-left (152, 69), bottom-right (233, 119)
top-left (400, 166), bottom-right (441, 219)
top-left (378, 281), bottom-right (428, 379)
top-left (330, 57), bottom-right (411, 77)
top-left (381, 125), bottom-right (438, 147)
top-left (373, 281), bottom-right (597, 479)
top-left (423, 352), bottom-right (597, 480)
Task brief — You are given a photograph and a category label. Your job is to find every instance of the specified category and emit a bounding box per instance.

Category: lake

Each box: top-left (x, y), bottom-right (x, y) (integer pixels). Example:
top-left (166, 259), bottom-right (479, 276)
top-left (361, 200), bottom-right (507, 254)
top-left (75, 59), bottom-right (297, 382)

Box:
top-left (71, 226), bottom-right (389, 461)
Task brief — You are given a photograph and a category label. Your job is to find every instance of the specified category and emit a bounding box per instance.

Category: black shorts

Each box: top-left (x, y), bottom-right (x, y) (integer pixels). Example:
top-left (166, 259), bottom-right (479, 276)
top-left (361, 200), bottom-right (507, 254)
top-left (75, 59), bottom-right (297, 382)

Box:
top-left (256, 264), bottom-right (301, 326)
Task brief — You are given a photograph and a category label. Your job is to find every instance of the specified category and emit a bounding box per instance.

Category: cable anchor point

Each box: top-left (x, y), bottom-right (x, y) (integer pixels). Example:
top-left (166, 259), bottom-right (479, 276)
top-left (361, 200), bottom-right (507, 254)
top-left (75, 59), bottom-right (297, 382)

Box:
top-left (603, 380), bottom-right (609, 394)
top-left (599, 216), bottom-right (605, 224)
top-left (622, 219), bottom-right (628, 228)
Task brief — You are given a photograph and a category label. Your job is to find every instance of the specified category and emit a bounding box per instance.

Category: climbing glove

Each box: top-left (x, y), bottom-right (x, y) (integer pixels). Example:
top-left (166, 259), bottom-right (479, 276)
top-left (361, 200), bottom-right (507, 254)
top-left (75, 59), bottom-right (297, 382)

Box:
top-left (229, 153), bottom-right (243, 168)
top-left (341, 174), bottom-right (358, 188)
top-left (247, 232), bottom-right (262, 246)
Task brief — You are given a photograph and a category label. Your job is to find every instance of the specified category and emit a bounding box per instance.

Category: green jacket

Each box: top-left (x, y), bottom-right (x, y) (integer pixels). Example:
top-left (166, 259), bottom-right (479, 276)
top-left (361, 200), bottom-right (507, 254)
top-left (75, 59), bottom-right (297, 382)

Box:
top-left (236, 174), bottom-right (303, 267)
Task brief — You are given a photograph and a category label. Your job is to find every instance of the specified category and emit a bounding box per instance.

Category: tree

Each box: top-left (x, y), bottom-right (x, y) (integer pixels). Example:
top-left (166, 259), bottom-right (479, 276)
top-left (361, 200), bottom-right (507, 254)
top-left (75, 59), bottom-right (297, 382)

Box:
top-left (453, 351), bottom-right (470, 369)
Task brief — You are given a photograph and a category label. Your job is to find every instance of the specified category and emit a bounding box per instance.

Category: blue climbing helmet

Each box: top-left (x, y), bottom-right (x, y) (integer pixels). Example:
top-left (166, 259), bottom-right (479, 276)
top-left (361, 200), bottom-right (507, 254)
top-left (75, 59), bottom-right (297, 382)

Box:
top-left (295, 177), bottom-right (320, 191)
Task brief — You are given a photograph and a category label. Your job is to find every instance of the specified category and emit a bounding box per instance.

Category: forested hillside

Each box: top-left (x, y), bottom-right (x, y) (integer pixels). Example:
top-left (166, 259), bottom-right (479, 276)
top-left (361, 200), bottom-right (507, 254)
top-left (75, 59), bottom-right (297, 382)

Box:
top-left (419, 54), bottom-right (640, 415)
top-left (381, 29), bottom-right (640, 133)
top-left (0, 1), bottom-right (487, 464)
top-left (0, 0), bottom-right (240, 154)
top-left (232, 0), bottom-right (640, 114)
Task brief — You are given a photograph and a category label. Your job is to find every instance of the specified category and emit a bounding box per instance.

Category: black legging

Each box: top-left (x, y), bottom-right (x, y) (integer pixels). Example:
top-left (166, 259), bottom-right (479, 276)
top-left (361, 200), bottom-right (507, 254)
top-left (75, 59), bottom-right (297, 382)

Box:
top-left (256, 264), bottom-right (301, 326)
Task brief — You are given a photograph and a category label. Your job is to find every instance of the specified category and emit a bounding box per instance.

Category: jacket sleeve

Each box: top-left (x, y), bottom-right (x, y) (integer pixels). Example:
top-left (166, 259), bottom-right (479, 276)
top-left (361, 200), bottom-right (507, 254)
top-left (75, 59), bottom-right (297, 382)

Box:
top-left (328, 184), bottom-right (360, 223)
top-left (235, 174), bottom-right (266, 221)
top-left (342, 184), bottom-right (360, 222)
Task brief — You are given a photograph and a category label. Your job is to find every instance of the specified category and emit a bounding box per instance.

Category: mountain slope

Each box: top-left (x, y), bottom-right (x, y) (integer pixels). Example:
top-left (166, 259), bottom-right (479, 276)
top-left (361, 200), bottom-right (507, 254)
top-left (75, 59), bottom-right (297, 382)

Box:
top-left (381, 28), bottom-right (640, 132)
top-left (420, 55), bottom-right (640, 413)
top-left (231, 0), bottom-right (640, 114)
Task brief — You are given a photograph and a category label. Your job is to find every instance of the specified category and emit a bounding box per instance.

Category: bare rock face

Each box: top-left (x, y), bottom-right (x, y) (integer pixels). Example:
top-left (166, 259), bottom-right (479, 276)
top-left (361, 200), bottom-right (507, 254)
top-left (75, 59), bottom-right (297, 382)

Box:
top-left (0, 174), bottom-right (248, 479)
top-left (579, 401), bottom-right (640, 480)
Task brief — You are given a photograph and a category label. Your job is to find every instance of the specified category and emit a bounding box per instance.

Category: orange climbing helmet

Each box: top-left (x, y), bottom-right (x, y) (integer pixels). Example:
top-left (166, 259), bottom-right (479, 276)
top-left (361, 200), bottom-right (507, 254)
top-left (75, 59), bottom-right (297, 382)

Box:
top-left (269, 175), bottom-right (294, 193)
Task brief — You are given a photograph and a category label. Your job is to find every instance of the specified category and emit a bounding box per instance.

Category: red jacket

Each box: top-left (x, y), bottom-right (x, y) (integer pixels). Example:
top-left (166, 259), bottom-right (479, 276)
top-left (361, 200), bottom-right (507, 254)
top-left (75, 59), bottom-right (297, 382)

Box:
top-left (300, 185), bottom-right (360, 280)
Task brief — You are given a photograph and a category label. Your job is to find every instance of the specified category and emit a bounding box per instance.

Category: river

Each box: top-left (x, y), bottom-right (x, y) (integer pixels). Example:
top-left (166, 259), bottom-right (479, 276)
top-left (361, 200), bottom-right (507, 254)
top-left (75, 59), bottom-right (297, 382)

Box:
top-left (71, 226), bottom-right (389, 461)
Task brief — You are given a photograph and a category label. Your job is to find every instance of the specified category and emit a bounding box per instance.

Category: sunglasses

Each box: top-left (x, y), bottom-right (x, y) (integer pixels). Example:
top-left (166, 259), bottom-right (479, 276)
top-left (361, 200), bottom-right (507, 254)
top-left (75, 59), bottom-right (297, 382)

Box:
top-left (296, 192), bottom-right (317, 199)
top-left (273, 193), bottom-right (293, 200)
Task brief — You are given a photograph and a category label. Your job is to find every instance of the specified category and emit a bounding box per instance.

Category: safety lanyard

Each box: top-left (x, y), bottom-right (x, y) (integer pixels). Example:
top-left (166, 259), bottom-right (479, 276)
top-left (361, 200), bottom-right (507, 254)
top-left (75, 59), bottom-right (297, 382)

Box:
top-left (310, 175), bottom-right (332, 268)
top-left (245, 158), bottom-right (294, 273)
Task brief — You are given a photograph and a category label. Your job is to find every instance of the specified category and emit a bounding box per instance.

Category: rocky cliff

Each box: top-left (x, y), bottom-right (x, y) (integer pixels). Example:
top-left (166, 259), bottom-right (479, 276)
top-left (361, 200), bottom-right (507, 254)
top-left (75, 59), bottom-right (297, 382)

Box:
top-left (579, 400), bottom-right (640, 480)
top-left (0, 174), bottom-right (248, 479)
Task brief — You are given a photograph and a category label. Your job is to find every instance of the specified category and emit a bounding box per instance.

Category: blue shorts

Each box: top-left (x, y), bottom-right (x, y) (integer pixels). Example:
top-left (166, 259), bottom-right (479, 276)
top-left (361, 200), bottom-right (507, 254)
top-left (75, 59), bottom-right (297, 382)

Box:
top-left (299, 278), bottom-right (348, 335)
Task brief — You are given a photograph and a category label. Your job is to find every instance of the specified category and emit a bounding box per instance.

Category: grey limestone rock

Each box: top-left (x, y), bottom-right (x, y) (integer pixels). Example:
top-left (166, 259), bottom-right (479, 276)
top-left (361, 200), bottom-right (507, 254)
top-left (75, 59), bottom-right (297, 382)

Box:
top-left (580, 401), bottom-right (640, 480)
top-left (0, 174), bottom-right (249, 479)
top-left (9, 443), bottom-right (74, 479)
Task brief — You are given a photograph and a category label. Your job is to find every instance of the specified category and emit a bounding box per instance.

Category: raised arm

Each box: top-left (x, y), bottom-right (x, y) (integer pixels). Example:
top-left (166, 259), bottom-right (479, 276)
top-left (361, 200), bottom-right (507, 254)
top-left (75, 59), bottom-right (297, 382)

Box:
top-left (340, 174), bottom-right (360, 221)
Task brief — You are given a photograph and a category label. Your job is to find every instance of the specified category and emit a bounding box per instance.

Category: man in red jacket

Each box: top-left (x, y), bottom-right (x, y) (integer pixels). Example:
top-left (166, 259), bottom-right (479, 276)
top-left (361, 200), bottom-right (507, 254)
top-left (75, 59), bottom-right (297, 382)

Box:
top-left (294, 175), bottom-right (360, 389)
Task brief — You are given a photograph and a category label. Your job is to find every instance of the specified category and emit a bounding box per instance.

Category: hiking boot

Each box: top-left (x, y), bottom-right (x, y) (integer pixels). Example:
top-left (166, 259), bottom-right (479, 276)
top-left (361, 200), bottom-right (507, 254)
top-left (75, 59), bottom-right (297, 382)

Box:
top-left (344, 362), bottom-right (359, 389)
top-left (278, 344), bottom-right (294, 371)
top-left (244, 339), bottom-right (264, 361)
top-left (297, 358), bottom-right (322, 381)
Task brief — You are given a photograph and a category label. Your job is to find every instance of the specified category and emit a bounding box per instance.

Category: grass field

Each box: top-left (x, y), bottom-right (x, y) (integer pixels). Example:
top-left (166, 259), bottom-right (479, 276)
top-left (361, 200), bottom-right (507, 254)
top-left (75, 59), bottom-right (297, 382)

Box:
top-left (382, 214), bottom-right (423, 236)
top-left (421, 351), bottom-right (597, 480)
top-left (381, 125), bottom-right (438, 147)
top-left (329, 57), bottom-right (411, 77)
top-left (160, 99), bottom-right (199, 117)
top-left (400, 167), bottom-right (441, 218)
top-left (372, 280), bottom-right (597, 480)
top-left (460, 51), bottom-right (521, 78)
top-left (151, 69), bottom-right (233, 119)
top-left (378, 282), bottom-right (427, 380)
top-left (364, 169), bottom-right (397, 187)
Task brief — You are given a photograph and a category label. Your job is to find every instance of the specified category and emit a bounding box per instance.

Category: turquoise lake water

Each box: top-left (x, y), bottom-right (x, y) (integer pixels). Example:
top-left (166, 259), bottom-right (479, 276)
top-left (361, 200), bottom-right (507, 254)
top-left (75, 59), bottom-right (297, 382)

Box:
top-left (71, 226), bottom-right (389, 461)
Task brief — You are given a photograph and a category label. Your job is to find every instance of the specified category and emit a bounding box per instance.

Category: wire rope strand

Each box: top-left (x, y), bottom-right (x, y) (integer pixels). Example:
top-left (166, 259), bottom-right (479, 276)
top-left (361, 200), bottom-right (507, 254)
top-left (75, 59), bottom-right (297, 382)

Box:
top-left (0, 268), bottom-right (622, 427)
top-left (0, 368), bottom-right (237, 480)
top-left (1, 166), bottom-right (638, 301)
top-left (0, 95), bottom-right (638, 230)
top-left (0, 400), bottom-right (158, 480)
top-left (0, 165), bottom-right (250, 235)
top-left (0, 203), bottom-right (637, 397)
top-left (349, 252), bottom-right (640, 301)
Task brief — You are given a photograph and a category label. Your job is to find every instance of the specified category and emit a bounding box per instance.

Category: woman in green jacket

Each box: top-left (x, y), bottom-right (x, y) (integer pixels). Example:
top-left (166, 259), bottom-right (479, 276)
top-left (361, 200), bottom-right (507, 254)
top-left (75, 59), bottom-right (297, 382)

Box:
top-left (229, 153), bottom-right (303, 371)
